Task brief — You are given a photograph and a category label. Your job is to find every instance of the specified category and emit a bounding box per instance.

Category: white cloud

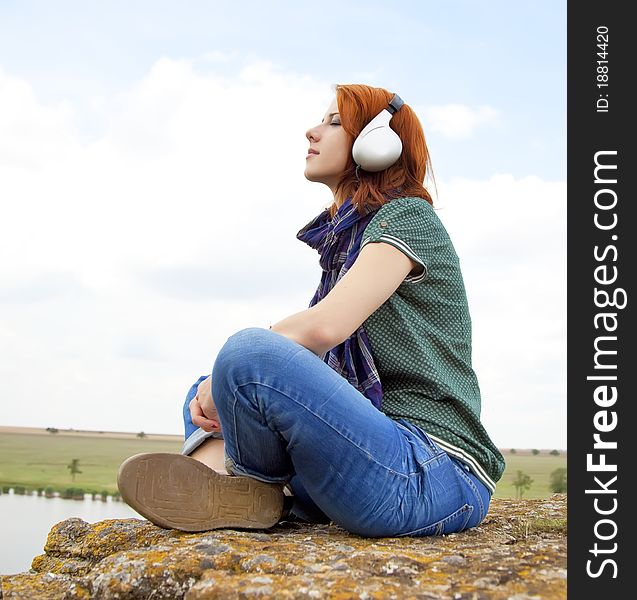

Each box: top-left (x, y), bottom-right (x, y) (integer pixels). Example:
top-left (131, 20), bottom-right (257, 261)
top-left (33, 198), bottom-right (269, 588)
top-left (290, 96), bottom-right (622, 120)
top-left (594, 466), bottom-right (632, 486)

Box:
top-left (432, 174), bottom-right (567, 449)
top-left (0, 65), bottom-right (80, 170)
top-left (0, 61), bottom-right (565, 450)
top-left (418, 103), bottom-right (500, 140)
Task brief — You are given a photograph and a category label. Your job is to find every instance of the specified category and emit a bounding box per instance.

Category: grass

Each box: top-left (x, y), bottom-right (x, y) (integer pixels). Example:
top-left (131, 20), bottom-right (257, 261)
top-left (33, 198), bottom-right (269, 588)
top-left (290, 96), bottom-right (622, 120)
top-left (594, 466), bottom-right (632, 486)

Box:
top-left (0, 430), bottom-right (566, 499)
top-left (510, 517), bottom-right (568, 540)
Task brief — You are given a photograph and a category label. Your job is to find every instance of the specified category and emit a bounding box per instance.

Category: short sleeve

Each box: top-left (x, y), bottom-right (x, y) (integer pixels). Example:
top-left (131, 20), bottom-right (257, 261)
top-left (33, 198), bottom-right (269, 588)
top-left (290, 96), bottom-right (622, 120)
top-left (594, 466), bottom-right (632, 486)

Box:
top-left (360, 197), bottom-right (443, 284)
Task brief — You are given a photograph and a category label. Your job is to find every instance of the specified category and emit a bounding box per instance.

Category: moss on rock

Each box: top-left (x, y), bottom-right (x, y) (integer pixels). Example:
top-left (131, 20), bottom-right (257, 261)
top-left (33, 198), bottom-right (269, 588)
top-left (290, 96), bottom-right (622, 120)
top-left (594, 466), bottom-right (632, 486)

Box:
top-left (1, 495), bottom-right (566, 599)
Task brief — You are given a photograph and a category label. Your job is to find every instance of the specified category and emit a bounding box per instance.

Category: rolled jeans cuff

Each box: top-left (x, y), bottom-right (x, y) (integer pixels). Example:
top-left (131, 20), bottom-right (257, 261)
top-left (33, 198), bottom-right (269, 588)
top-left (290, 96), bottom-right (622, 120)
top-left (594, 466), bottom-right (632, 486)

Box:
top-left (181, 427), bottom-right (224, 456)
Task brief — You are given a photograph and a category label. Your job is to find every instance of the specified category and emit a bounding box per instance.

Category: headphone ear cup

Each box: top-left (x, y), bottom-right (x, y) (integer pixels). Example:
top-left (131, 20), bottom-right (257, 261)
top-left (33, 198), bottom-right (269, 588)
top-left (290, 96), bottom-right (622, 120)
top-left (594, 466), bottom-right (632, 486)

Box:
top-left (352, 126), bottom-right (403, 172)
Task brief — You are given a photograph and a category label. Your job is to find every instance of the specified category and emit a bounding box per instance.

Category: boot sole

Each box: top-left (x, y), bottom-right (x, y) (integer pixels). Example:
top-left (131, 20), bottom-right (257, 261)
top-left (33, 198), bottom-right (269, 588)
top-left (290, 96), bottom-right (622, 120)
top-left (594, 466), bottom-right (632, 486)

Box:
top-left (117, 453), bottom-right (284, 532)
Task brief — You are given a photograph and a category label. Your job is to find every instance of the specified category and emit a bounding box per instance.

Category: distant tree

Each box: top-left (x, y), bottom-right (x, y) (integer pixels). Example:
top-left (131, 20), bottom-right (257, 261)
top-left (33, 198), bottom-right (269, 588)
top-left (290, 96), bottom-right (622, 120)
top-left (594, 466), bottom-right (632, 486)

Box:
top-left (67, 458), bottom-right (83, 482)
top-left (550, 449), bottom-right (560, 456)
top-left (46, 427), bottom-right (59, 434)
top-left (550, 468), bottom-right (567, 493)
top-left (512, 470), bottom-right (534, 499)
top-left (510, 448), bottom-right (517, 454)
top-left (531, 449), bottom-right (540, 455)
top-left (137, 431), bottom-right (146, 439)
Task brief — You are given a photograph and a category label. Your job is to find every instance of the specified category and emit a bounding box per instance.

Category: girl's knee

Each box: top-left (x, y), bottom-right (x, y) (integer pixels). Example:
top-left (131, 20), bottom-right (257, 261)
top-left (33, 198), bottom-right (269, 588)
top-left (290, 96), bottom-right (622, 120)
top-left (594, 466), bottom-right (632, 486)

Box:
top-left (214, 327), bottom-right (285, 373)
top-left (216, 327), bottom-right (260, 362)
top-left (212, 327), bottom-right (277, 392)
top-left (228, 326), bottom-right (271, 343)
top-left (219, 327), bottom-right (272, 360)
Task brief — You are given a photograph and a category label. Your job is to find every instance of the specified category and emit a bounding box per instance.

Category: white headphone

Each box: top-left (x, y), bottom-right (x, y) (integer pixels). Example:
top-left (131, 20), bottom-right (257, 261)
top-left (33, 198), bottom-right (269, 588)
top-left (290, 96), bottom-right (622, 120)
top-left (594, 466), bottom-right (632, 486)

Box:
top-left (351, 93), bottom-right (405, 172)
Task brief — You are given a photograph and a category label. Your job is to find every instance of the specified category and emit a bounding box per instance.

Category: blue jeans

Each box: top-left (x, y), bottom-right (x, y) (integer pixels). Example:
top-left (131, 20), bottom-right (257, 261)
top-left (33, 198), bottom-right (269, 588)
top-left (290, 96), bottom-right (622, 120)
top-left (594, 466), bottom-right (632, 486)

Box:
top-left (181, 327), bottom-right (491, 538)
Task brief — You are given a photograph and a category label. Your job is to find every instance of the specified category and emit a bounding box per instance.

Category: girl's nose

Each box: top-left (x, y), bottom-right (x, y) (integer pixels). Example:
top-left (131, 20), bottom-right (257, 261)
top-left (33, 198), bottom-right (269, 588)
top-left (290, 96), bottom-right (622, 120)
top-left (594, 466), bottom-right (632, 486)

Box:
top-left (306, 126), bottom-right (320, 142)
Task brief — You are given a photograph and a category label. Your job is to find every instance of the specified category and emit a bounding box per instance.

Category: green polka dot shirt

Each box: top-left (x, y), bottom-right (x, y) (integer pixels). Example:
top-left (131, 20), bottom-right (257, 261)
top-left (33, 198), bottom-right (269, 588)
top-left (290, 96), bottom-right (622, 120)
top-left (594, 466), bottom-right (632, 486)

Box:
top-left (360, 196), bottom-right (505, 493)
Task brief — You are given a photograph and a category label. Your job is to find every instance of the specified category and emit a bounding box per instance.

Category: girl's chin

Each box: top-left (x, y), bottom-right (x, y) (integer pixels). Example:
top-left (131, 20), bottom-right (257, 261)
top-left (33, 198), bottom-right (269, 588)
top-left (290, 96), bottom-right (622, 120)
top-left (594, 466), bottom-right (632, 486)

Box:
top-left (304, 170), bottom-right (321, 182)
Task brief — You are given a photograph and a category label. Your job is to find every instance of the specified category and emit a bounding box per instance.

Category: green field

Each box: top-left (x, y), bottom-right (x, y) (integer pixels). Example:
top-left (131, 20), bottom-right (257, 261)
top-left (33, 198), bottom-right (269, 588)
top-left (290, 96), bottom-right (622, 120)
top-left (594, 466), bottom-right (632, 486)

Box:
top-left (493, 451), bottom-right (566, 499)
top-left (0, 431), bottom-right (182, 494)
top-left (0, 431), bottom-right (565, 498)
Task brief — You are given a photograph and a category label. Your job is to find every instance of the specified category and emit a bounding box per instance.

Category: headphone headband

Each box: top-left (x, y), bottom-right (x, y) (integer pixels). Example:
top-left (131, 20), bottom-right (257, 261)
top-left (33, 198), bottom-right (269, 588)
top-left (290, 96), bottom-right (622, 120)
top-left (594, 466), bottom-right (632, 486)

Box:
top-left (387, 94), bottom-right (404, 115)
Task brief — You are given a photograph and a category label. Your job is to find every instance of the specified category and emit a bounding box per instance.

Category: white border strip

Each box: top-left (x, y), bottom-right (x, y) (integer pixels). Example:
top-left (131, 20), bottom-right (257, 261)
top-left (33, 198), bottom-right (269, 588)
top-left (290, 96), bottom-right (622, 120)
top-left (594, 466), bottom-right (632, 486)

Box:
top-left (361, 235), bottom-right (428, 283)
top-left (426, 432), bottom-right (497, 494)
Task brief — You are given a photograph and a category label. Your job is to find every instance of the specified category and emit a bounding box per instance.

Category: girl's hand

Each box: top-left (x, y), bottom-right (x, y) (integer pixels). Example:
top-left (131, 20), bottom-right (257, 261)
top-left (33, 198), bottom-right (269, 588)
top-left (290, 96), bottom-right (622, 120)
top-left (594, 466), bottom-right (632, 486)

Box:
top-left (189, 376), bottom-right (221, 433)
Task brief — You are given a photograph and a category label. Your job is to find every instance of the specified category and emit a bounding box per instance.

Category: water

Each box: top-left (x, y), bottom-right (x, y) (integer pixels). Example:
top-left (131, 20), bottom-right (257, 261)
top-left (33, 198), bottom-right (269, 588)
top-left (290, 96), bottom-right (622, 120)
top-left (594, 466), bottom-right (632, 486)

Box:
top-left (0, 490), bottom-right (141, 575)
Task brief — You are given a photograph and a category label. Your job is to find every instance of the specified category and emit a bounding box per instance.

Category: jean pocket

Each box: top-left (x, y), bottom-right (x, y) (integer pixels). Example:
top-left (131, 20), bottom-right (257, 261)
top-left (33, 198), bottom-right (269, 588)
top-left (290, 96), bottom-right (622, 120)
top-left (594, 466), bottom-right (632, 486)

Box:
top-left (397, 502), bottom-right (474, 537)
top-left (452, 460), bottom-right (487, 524)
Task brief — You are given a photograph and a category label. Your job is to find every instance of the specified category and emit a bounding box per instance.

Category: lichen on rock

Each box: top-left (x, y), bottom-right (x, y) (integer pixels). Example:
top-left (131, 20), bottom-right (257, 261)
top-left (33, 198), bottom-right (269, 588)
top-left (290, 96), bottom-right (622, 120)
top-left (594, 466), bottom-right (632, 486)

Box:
top-left (0, 495), bottom-right (566, 599)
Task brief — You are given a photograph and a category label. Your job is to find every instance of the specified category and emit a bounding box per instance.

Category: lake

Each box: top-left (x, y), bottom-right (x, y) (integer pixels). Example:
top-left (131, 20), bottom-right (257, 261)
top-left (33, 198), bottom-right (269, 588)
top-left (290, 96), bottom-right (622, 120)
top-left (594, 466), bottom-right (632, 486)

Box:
top-left (0, 490), bottom-right (141, 575)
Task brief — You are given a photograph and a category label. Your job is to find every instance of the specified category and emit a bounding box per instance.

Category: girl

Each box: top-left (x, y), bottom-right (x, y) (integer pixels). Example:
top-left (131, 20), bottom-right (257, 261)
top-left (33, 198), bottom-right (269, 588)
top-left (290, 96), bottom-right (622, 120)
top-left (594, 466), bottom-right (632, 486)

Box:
top-left (118, 83), bottom-right (505, 538)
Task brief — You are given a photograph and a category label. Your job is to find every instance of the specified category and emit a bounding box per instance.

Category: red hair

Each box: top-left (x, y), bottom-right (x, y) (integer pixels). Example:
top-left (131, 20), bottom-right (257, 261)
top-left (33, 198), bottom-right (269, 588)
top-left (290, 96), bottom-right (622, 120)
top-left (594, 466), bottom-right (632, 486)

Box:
top-left (329, 83), bottom-right (436, 219)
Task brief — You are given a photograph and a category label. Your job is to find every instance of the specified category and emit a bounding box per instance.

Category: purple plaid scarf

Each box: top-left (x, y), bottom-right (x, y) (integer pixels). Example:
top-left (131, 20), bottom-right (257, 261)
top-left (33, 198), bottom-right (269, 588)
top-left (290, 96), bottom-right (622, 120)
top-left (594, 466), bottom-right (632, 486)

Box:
top-left (296, 196), bottom-right (384, 410)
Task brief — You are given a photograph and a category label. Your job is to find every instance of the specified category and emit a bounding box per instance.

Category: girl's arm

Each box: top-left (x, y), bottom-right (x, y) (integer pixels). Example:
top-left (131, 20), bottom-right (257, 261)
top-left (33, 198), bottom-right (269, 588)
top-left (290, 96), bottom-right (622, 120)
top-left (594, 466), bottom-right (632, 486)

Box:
top-left (270, 241), bottom-right (418, 355)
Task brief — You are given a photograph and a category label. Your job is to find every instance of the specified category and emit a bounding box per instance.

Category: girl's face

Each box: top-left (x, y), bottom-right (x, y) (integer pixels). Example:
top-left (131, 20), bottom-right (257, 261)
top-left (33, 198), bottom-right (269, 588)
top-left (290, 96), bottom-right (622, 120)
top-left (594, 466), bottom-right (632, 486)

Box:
top-left (304, 97), bottom-right (350, 193)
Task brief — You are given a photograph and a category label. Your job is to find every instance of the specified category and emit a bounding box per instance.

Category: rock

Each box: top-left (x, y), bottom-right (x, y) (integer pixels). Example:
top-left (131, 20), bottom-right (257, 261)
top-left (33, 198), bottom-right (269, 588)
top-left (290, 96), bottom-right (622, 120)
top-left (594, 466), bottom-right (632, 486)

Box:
top-left (0, 495), bottom-right (566, 599)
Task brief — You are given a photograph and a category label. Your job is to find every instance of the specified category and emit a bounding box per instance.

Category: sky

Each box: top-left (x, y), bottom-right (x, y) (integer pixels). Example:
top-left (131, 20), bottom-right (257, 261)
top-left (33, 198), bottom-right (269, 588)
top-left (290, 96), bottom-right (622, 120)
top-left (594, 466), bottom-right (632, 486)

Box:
top-left (0, 1), bottom-right (566, 450)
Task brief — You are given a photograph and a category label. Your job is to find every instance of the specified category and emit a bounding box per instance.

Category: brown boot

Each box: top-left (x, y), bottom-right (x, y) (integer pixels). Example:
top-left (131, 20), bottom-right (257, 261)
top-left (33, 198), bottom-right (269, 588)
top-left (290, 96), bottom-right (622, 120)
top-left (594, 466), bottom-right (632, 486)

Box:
top-left (117, 453), bottom-right (285, 532)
